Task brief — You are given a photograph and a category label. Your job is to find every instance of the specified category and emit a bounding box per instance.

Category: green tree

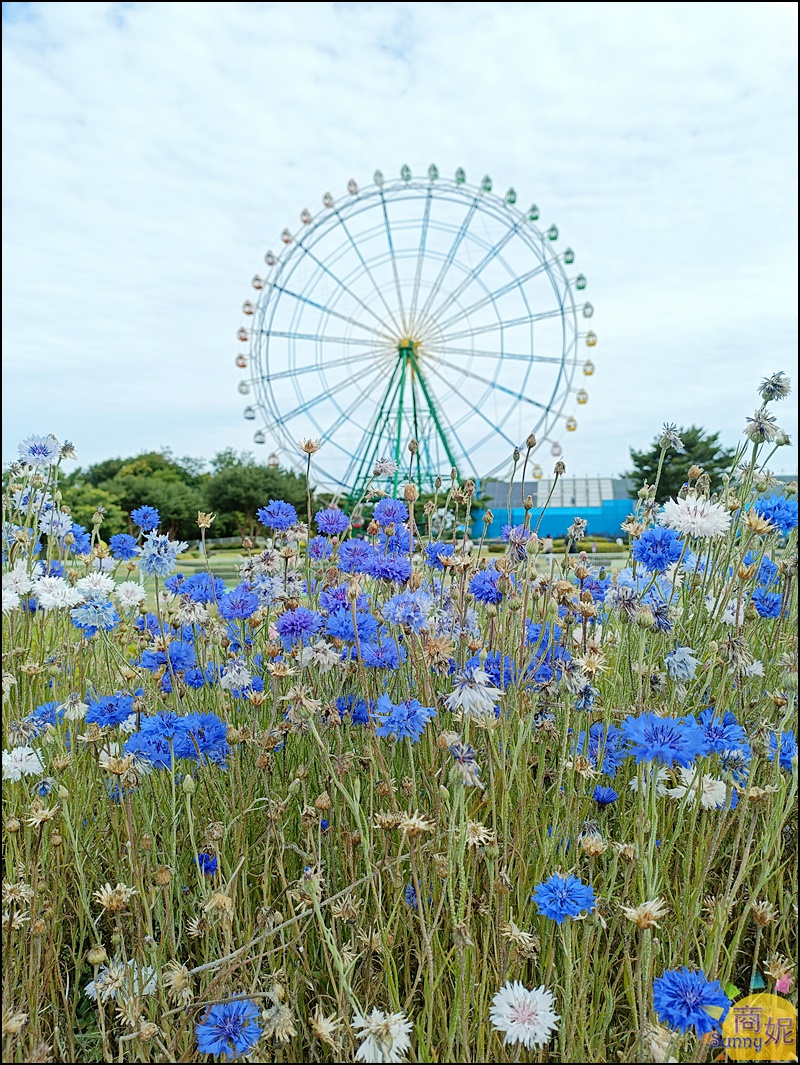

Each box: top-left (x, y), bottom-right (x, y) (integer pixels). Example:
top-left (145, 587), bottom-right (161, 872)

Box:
top-left (205, 452), bottom-right (308, 540)
top-left (624, 426), bottom-right (737, 503)
top-left (59, 485), bottom-right (128, 537)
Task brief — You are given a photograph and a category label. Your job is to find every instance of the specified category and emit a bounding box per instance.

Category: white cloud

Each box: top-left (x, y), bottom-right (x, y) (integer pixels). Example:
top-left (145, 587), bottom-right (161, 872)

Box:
top-left (2, 0), bottom-right (797, 482)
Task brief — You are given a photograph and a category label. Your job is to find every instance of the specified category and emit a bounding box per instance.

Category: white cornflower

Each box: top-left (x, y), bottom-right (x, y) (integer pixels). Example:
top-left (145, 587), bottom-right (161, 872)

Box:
top-left (113, 582), bottom-right (147, 609)
top-left (176, 598), bottom-right (208, 626)
top-left (38, 510), bottom-right (73, 538)
top-left (32, 576), bottom-right (84, 611)
top-left (85, 958), bottom-right (156, 1003)
top-left (59, 694), bottom-right (88, 721)
top-left (758, 372), bottom-right (792, 403)
top-left (666, 767), bottom-right (728, 809)
top-left (705, 593), bottom-right (745, 627)
top-left (744, 660), bottom-right (765, 677)
top-left (444, 666), bottom-right (502, 720)
top-left (489, 981), bottom-right (559, 1049)
top-left (17, 433), bottom-right (60, 467)
top-left (92, 555), bottom-right (116, 573)
top-left (118, 713), bottom-right (139, 735)
top-left (2, 589), bottom-right (20, 615)
top-left (352, 1007), bottom-right (413, 1063)
top-left (373, 457), bottom-right (399, 478)
top-left (2, 745), bottom-right (45, 782)
top-left (665, 646), bottom-right (700, 682)
top-left (219, 659), bottom-right (252, 692)
top-left (299, 640), bottom-right (341, 673)
top-left (744, 407), bottom-right (780, 443)
top-left (660, 424), bottom-right (685, 452)
top-left (659, 496), bottom-right (731, 539)
top-left (2, 560), bottom-right (38, 596)
top-left (76, 573), bottom-right (116, 597)
top-left (629, 767), bottom-right (671, 796)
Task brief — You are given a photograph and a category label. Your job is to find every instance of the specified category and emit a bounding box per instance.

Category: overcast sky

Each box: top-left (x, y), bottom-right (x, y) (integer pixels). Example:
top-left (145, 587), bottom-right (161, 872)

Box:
top-left (3, 1), bottom-right (798, 483)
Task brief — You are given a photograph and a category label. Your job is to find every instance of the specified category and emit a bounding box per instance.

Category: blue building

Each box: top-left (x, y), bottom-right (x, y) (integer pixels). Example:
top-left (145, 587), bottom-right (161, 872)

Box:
top-left (471, 475), bottom-right (635, 540)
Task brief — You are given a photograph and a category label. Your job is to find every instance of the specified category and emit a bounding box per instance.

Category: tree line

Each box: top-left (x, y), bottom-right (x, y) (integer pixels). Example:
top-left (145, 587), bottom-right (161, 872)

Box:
top-left (53, 425), bottom-right (738, 543)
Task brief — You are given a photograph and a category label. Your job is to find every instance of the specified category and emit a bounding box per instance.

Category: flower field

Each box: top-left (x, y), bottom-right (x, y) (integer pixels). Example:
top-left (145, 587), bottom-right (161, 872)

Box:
top-left (2, 375), bottom-right (797, 1063)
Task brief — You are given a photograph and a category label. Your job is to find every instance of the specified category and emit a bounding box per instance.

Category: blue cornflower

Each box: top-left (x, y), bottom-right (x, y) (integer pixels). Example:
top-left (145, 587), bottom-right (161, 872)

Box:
top-left (372, 497), bottom-right (408, 527)
top-left (70, 597), bottom-right (120, 637)
top-left (67, 524), bottom-right (92, 555)
top-left (24, 701), bottom-right (60, 737)
top-left (196, 853), bottom-right (218, 876)
top-left (365, 553), bottom-right (412, 584)
top-left (182, 572), bottom-right (226, 604)
top-left (164, 573), bottom-right (186, 594)
top-left (256, 499), bottom-right (297, 531)
top-left (218, 583), bottom-right (259, 621)
top-left (315, 507), bottom-right (350, 536)
top-left (575, 683), bottom-right (597, 711)
top-left (130, 505), bottom-right (160, 531)
top-left (336, 694), bottom-right (371, 725)
top-left (742, 551), bottom-right (780, 587)
top-left (86, 691), bottom-right (137, 729)
top-left (140, 640), bottom-right (196, 674)
top-left (665, 646), bottom-right (700, 682)
top-left (135, 613), bottom-right (161, 635)
top-left (632, 527), bottom-right (684, 573)
top-left (621, 711), bottom-right (709, 768)
top-left (695, 708), bottom-right (747, 755)
top-left (751, 587), bottom-right (783, 619)
top-left (325, 606), bottom-right (378, 644)
top-left (404, 883), bottom-right (418, 908)
top-left (465, 652), bottom-right (521, 690)
top-left (274, 606), bottom-right (323, 648)
top-left (752, 494), bottom-right (798, 534)
top-left (337, 538), bottom-right (377, 573)
top-left (374, 693), bottom-right (436, 743)
top-left (425, 541), bottom-right (454, 570)
top-left (532, 873), bottom-right (596, 924)
top-left (768, 730), bottom-right (797, 771)
top-left (17, 433), bottom-right (60, 467)
top-left (572, 723), bottom-right (625, 777)
top-left (592, 785), bottom-right (618, 807)
top-left (378, 527), bottom-right (415, 555)
top-left (308, 536), bottom-right (333, 561)
top-left (360, 640), bottom-right (405, 669)
top-left (318, 583), bottom-right (370, 614)
top-left (36, 777), bottom-right (57, 797)
top-left (383, 589), bottom-right (433, 634)
top-left (138, 531), bottom-right (188, 578)
top-left (469, 567), bottom-right (503, 605)
top-left (109, 534), bottom-right (140, 561)
top-left (320, 818), bottom-right (329, 832)
top-left (652, 967), bottom-right (731, 1036)
top-left (195, 1000), bottom-right (263, 1060)
top-left (718, 747), bottom-right (750, 785)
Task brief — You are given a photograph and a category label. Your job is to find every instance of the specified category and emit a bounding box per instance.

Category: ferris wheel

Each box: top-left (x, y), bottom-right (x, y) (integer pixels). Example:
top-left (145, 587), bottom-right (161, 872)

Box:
top-left (235, 165), bottom-right (597, 496)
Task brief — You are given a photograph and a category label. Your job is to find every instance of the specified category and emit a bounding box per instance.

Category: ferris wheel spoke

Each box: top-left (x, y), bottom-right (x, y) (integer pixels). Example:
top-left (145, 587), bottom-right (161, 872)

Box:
top-left (423, 362), bottom-right (522, 451)
top-left (260, 350), bottom-right (379, 384)
top-left (426, 356), bottom-right (549, 411)
top-left (333, 211), bottom-right (405, 333)
top-left (433, 260), bottom-right (557, 332)
top-left (425, 221), bottom-right (520, 324)
top-left (262, 362), bottom-right (385, 431)
top-left (379, 191), bottom-right (408, 333)
top-left (269, 282), bottom-right (395, 342)
top-left (425, 344), bottom-right (569, 366)
top-left (414, 193), bottom-right (481, 322)
top-left (294, 237), bottom-right (398, 335)
top-left (261, 330), bottom-right (377, 347)
top-left (442, 307), bottom-right (567, 343)
top-left (407, 186), bottom-right (433, 326)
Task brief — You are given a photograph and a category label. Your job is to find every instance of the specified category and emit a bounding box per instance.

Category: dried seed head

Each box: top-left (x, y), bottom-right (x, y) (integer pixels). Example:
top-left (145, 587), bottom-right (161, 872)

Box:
top-left (751, 899), bottom-right (778, 927)
top-left (621, 898), bottom-right (669, 930)
top-left (87, 945), bottom-right (108, 967)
